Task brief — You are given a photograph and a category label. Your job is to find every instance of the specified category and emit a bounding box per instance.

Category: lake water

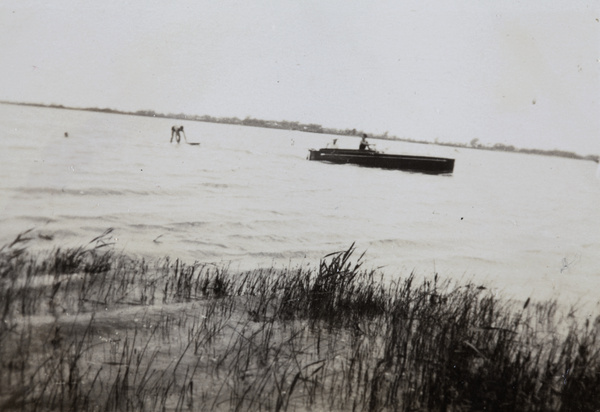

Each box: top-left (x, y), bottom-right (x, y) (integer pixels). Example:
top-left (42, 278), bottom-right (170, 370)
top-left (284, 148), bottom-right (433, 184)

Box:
top-left (1, 103), bottom-right (599, 315)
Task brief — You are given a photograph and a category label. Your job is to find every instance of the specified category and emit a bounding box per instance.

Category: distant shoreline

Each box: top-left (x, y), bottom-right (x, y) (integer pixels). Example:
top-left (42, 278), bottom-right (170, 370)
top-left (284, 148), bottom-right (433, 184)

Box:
top-left (2, 99), bottom-right (598, 163)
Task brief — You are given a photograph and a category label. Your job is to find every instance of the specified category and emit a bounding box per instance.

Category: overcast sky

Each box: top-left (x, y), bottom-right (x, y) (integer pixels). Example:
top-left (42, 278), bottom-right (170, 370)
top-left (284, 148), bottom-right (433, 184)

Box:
top-left (1, 1), bottom-right (598, 154)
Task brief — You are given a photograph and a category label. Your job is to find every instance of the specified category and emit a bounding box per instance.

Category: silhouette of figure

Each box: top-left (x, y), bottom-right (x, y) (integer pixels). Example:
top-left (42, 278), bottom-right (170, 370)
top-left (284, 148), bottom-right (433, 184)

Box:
top-left (170, 126), bottom-right (185, 143)
top-left (359, 134), bottom-right (370, 151)
top-left (64, 132), bottom-right (69, 138)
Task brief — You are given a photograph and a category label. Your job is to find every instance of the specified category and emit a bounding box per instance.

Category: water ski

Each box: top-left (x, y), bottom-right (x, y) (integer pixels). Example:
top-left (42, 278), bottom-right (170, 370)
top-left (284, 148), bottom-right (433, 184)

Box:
top-left (181, 129), bottom-right (200, 145)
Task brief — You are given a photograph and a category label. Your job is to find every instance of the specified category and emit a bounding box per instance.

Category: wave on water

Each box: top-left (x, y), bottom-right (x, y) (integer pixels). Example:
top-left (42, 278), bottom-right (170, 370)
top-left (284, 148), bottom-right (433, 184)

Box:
top-left (227, 233), bottom-right (290, 243)
top-left (367, 237), bottom-right (422, 248)
top-left (11, 187), bottom-right (158, 197)
top-left (128, 223), bottom-right (174, 231)
top-left (199, 183), bottom-right (237, 189)
top-left (170, 221), bottom-right (211, 229)
top-left (55, 215), bottom-right (121, 223)
top-left (180, 239), bottom-right (231, 250)
top-left (1, 215), bottom-right (58, 225)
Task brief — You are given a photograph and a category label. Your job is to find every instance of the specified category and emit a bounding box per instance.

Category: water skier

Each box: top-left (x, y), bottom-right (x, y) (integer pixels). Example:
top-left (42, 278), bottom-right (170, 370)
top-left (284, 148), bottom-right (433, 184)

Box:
top-left (170, 126), bottom-right (185, 143)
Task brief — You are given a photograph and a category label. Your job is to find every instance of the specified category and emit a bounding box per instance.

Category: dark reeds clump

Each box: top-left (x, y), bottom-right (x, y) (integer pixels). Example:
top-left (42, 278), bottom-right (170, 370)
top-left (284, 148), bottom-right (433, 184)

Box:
top-left (0, 231), bottom-right (599, 411)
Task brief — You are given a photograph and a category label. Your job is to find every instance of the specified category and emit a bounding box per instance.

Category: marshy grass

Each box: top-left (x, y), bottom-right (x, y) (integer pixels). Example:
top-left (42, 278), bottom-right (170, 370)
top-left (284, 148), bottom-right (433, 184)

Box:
top-left (0, 233), bottom-right (599, 411)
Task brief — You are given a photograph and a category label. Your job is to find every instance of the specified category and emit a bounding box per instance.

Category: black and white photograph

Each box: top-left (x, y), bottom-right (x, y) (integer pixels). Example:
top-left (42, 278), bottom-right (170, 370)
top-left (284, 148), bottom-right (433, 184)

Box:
top-left (1, 1), bottom-right (599, 410)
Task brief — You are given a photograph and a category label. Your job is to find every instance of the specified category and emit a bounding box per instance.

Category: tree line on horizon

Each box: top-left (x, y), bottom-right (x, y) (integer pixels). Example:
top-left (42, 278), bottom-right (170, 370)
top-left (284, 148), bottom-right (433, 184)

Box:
top-left (3, 100), bottom-right (598, 163)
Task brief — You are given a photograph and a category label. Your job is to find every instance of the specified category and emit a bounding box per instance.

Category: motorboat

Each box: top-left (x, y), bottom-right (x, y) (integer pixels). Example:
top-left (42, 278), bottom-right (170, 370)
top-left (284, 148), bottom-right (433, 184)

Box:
top-left (308, 148), bottom-right (455, 174)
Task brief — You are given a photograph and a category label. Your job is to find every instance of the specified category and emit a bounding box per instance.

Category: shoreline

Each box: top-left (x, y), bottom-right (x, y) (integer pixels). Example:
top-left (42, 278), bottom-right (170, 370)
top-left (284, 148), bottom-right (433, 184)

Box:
top-left (2, 99), bottom-right (597, 163)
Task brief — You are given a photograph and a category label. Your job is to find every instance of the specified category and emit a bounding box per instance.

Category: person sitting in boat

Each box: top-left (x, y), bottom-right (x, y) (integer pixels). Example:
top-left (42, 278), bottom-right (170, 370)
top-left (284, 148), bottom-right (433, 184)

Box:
top-left (170, 126), bottom-right (185, 143)
top-left (359, 134), bottom-right (371, 151)
top-left (327, 138), bottom-right (339, 149)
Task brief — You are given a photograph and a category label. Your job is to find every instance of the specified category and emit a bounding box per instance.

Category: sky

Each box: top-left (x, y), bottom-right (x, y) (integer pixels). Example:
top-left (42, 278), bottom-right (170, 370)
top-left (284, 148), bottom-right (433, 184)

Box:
top-left (1, 1), bottom-right (599, 155)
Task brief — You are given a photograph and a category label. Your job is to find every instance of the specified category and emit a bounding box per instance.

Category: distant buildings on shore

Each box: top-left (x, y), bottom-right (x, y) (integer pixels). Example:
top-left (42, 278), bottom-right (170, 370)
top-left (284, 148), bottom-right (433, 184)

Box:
top-left (2, 100), bottom-right (598, 163)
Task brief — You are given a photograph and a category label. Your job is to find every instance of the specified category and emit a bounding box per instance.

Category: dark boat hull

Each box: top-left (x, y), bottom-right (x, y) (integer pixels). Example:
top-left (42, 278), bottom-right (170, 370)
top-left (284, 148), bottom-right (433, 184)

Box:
top-left (308, 148), bottom-right (454, 174)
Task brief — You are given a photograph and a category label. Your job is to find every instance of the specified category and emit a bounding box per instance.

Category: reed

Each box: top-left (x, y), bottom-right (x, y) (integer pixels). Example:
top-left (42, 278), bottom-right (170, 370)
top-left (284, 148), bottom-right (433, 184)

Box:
top-left (0, 231), bottom-right (598, 411)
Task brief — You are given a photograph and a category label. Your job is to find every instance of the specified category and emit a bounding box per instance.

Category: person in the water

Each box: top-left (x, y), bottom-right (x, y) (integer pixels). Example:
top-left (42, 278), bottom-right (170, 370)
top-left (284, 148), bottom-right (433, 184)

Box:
top-left (170, 126), bottom-right (185, 143)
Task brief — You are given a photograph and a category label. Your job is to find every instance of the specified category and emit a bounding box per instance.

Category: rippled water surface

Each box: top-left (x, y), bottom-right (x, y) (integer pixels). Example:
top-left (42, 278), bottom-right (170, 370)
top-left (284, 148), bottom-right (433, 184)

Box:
top-left (1, 103), bottom-right (599, 311)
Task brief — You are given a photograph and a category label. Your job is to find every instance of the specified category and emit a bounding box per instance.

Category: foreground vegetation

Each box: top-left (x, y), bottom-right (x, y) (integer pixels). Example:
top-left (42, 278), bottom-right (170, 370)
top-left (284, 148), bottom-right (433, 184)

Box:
top-left (1, 232), bottom-right (599, 411)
